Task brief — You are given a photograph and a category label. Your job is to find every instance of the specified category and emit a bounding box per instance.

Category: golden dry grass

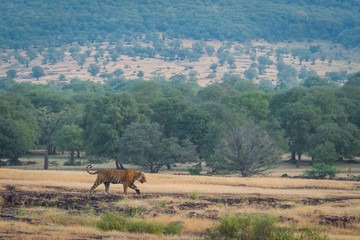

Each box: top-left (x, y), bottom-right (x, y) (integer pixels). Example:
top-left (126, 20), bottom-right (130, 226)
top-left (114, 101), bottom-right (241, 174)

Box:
top-left (1, 168), bottom-right (359, 198)
top-left (1, 168), bottom-right (360, 239)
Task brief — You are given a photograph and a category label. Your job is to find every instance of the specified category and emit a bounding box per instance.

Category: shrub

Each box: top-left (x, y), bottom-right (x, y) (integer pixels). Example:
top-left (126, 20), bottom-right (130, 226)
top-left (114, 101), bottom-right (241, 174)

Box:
top-left (123, 207), bottom-right (147, 217)
top-left (96, 212), bottom-right (182, 235)
top-left (206, 214), bottom-right (328, 240)
top-left (164, 222), bottom-right (183, 235)
top-left (303, 163), bottom-right (339, 179)
top-left (189, 190), bottom-right (199, 200)
top-left (188, 165), bottom-right (201, 175)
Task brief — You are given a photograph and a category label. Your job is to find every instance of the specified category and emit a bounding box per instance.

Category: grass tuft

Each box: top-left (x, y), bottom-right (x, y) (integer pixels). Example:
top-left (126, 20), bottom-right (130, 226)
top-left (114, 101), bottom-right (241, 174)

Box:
top-left (96, 211), bottom-right (182, 235)
top-left (206, 214), bottom-right (328, 240)
top-left (189, 190), bottom-right (199, 200)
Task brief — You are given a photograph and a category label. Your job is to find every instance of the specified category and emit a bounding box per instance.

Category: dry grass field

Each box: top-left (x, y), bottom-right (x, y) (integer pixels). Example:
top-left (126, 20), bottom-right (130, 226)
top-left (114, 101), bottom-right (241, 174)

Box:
top-left (1, 158), bottom-right (360, 239)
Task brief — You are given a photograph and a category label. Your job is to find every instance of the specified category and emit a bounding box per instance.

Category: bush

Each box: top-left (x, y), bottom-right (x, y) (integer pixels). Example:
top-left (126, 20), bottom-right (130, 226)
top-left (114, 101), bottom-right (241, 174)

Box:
top-left (206, 214), bottom-right (328, 240)
top-left (96, 212), bottom-right (183, 235)
top-left (188, 165), bottom-right (201, 175)
top-left (303, 163), bottom-right (339, 179)
top-left (164, 222), bottom-right (184, 235)
top-left (123, 207), bottom-right (147, 217)
top-left (189, 190), bottom-right (199, 200)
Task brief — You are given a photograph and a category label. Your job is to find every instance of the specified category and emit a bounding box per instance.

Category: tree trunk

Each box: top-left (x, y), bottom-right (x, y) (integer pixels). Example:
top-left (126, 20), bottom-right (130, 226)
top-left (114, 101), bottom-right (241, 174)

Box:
top-left (296, 154), bottom-right (301, 168)
top-left (166, 163), bottom-right (171, 170)
top-left (69, 150), bottom-right (75, 165)
top-left (44, 141), bottom-right (50, 170)
top-left (77, 150), bottom-right (80, 158)
top-left (290, 151), bottom-right (296, 164)
top-left (9, 157), bottom-right (22, 166)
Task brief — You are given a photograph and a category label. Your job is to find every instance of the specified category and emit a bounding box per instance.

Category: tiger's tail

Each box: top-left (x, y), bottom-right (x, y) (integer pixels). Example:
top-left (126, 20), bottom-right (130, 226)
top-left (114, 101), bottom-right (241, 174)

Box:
top-left (86, 164), bottom-right (100, 175)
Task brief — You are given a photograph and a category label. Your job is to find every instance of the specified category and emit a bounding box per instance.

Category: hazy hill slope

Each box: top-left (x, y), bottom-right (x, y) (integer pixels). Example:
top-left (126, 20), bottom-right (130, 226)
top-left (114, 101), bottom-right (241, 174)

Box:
top-left (1, 0), bottom-right (360, 49)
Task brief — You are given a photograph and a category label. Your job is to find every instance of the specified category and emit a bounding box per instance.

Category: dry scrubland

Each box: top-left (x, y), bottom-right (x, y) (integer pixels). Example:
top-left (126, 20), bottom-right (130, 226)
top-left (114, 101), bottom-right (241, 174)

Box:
top-left (1, 40), bottom-right (360, 86)
top-left (1, 162), bottom-right (360, 239)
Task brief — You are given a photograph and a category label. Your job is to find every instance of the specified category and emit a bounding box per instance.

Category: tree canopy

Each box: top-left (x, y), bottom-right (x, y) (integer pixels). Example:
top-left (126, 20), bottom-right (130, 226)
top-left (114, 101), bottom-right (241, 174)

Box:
top-left (1, 0), bottom-right (359, 49)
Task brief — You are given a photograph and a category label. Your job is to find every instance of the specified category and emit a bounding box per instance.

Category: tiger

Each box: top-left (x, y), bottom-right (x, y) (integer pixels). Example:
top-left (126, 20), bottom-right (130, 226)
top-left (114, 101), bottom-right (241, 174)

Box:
top-left (86, 164), bottom-right (147, 195)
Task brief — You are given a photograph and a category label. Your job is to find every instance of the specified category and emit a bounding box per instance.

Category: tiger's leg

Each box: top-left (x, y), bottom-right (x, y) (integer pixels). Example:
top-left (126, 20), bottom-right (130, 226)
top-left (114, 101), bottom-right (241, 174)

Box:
top-left (104, 182), bottom-right (111, 195)
top-left (129, 183), bottom-right (140, 195)
top-left (90, 177), bottom-right (102, 195)
top-left (123, 182), bottom-right (129, 195)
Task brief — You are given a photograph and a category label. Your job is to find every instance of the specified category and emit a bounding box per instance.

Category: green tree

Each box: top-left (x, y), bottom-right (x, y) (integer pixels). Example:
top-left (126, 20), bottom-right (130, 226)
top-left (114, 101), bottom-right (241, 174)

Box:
top-left (244, 67), bottom-right (258, 80)
top-left (31, 66), bottom-right (45, 80)
top-left (129, 81), bottom-right (163, 104)
top-left (302, 76), bottom-right (338, 88)
top-left (233, 91), bottom-right (273, 124)
top-left (308, 123), bottom-right (360, 164)
top-left (210, 125), bottom-right (280, 177)
top-left (279, 101), bottom-right (321, 168)
top-left (54, 124), bottom-right (83, 165)
top-left (210, 63), bottom-right (218, 72)
top-left (36, 106), bottom-right (70, 169)
top-left (0, 97), bottom-right (38, 165)
top-left (117, 122), bottom-right (197, 173)
top-left (137, 70), bottom-right (144, 78)
top-left (6, 69), bottom-right (17, 78)
top-left (276, 64), bottom-right (298, 89)
top-left (82, 93), bottom-right (143, 163)
top-left (113, 69), bottom-right (124, 77)
top-left (88, 63), bottom-right (100, 77)
top-left (150, 98), bottom-right (187, 137)
top-left (0, 77), bottom-right (16, 91)
top-left (172, 108), bottom-right (211, 167)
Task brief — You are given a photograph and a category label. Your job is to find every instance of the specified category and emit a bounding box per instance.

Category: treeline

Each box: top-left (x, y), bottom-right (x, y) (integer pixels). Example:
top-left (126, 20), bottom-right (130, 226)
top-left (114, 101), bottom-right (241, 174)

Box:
top-left (1, 73), bottom-right (360, 176)
top-left (1, 0), bottom-right (360, 49)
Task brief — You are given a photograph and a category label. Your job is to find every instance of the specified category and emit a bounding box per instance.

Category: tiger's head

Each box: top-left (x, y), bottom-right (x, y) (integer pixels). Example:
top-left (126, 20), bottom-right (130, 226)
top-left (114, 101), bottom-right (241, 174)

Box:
top-left (137, 171), bottom-right (147, 184)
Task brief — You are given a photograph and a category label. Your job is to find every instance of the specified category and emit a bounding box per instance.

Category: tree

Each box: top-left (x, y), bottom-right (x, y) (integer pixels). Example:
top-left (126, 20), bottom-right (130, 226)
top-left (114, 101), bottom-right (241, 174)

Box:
top-left (137, 70), bottom-right (144, 78)
top-left (0, 97), bottom-right (38, 165)
top-left (31, 66), bottom-right (45, 80)
top-left (276, 64), bottom-right (298, 88)
top-left (88, 63), bottom-right (100, 77)
top-left (233, 91), bottom-right (273, 124)
top-left (6, 69), bottom-right (17, 78)
top-left (302, 76), bottom-right (338, 88)
top-left (53, 124), bottom-right (83, 165)
top-left (150, 98), bottom-right (187, 137)
top-left (117, 122), bottom-right (197, 173)
top-left (82, 93), bottom-right (143, 163)
top-left (244, 67), bottom-right (258, 80)
top-left (308, 123), bottom-right (360, 164)
top-left (0, 77), bottom-right (16, 91)
top-left (345, 72), bottom-right (360, 87)
top-left (210, 125), bottom-right (280, 177)
top-left (113, 69), bottom-right (124, 77)
top-left (129, 80), bottom-right (163, 104)
top-left (36, 106), bottom-right (70, 169)
top-left (172, 108), bottom-right (211, 166)
top-left (279, 101), bottom-right (321, 168)
top-left (210, 63), bottom-right (218, 72)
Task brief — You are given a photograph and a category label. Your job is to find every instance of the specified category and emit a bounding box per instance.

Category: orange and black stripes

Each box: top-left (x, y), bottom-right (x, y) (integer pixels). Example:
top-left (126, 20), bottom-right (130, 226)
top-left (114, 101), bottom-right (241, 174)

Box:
top-left (86, 165), bottom-right (147, 195)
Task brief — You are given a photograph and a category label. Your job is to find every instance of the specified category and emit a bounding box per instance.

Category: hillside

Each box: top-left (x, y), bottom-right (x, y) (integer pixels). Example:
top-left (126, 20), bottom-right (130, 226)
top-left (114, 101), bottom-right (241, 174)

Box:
top-left (1, 39), bottom-right (359, 86)
top-left (1, 0), bottom-right (360, 86)
top-left (1, 0), bottom-right (360, 49)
